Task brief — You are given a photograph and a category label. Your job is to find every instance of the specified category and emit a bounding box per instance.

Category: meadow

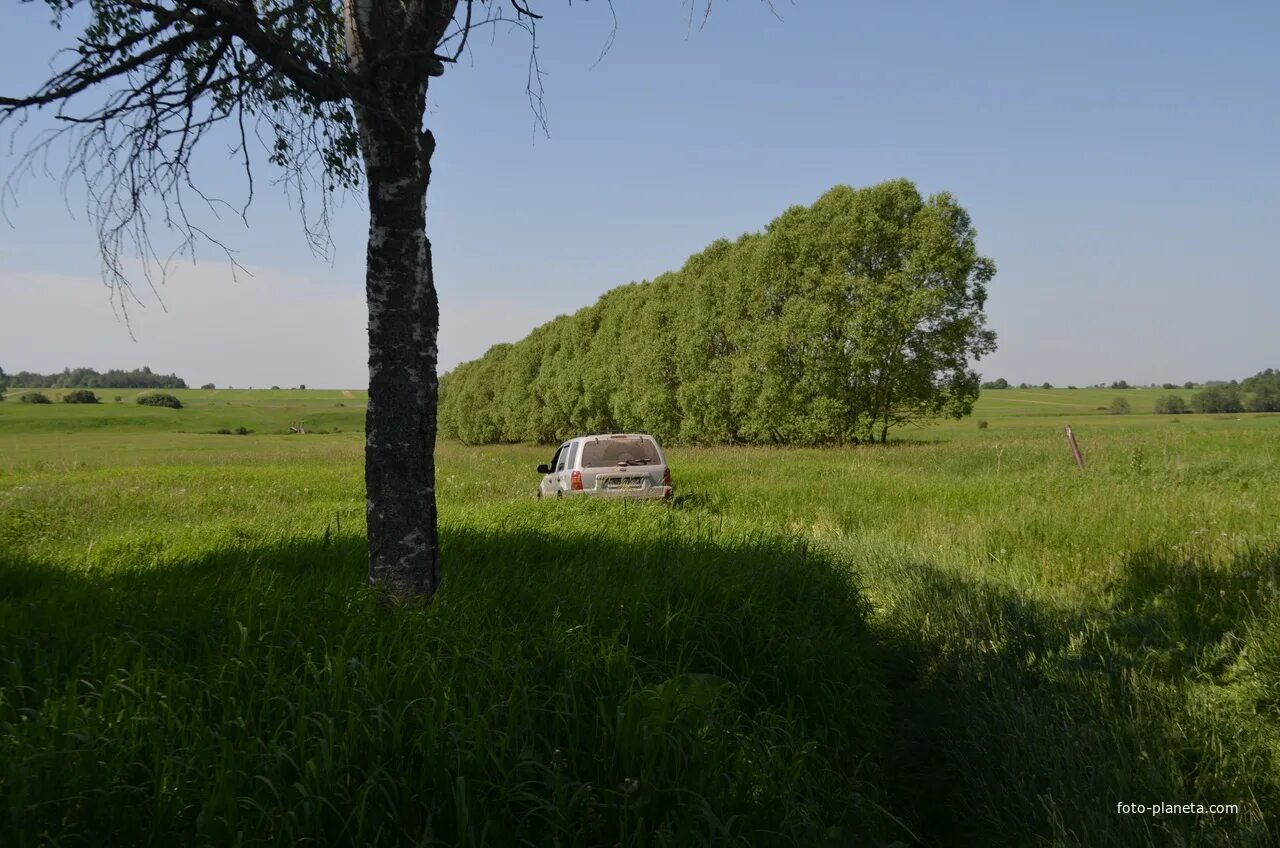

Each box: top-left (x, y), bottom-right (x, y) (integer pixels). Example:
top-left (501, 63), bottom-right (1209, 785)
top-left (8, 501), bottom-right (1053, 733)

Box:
top-left (2, 386), bottom-right (1277, 845)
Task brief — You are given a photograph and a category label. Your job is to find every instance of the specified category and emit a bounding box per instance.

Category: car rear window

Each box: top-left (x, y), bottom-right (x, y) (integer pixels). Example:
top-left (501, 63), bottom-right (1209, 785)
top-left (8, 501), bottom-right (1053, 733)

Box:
top-left (580, 437), bottom-right (658, 468)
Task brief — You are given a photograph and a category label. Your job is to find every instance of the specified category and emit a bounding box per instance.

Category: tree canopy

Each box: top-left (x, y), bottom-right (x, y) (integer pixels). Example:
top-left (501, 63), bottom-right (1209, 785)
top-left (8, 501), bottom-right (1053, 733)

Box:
top-left (440, 179), bottom-right (997, 446)
top-left (1240, 368), bottom-right (1280, 412)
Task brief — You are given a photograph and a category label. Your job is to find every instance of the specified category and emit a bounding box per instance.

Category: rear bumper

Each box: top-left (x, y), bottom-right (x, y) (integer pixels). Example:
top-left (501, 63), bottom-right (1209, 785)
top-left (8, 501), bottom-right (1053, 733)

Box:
top-left (580, 485), bottom-right (673, 500)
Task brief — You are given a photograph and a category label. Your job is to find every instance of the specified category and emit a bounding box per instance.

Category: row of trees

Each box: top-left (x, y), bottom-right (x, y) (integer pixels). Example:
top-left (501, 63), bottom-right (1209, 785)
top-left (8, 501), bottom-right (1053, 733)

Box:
top-left (1178, 370), bottom-right (1280, 413)
top-left (440, 180), bottom-right (997, 446)
top-left (981, 379), bottom-right (1201, 390)
top-left (0, 366), bottom-right (187, 391)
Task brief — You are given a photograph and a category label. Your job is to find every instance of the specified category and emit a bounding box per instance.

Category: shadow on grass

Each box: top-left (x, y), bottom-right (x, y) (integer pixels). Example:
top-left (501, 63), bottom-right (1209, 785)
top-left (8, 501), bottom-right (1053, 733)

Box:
top-left (0, 518), bottom-right (891, 847)
top-left (874, 547), bottom-right (1280, 847)
top-left (5, 524), bottom-right (1276, 847)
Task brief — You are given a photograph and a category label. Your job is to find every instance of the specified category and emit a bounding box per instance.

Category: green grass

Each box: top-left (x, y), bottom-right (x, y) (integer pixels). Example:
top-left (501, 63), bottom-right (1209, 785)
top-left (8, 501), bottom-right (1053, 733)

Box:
top-left (2, 390), bottom-right (1278, 845)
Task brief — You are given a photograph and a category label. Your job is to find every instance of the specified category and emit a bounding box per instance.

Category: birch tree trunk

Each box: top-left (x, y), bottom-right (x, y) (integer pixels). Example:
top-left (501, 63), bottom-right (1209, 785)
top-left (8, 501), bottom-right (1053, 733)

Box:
top-left (347, 0), bottom-right (454, 598)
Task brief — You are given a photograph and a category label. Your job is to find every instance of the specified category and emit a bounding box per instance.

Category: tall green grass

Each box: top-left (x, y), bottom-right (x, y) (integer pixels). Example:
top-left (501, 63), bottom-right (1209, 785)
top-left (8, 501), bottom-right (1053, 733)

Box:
top-left (2, 392), bottom-right (1278, 844)
top-left (1, 501), bottom-right (888, 846)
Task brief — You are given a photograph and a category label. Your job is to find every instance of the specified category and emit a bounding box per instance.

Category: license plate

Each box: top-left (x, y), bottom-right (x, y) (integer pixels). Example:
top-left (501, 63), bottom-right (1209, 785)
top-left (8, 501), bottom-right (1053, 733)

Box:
top-left (606, 479), bottom-right (641, 490)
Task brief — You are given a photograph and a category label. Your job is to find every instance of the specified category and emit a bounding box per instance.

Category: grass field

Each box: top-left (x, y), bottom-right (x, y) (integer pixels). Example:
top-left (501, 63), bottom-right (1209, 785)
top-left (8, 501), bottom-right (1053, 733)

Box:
top-left (2, 387), bottom-right (1278, 845)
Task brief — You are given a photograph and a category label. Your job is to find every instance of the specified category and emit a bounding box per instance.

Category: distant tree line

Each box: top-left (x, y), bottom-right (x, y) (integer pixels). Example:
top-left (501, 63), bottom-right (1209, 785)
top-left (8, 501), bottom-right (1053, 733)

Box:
top-left (981, 378), bottom-right (1198, 391)
top-left (1168, 370), bottom-right (1280, 414)
top-left (0, 366), bottom-right (187, 391)
top-left (440, 181), bottom-right (997, 446)
top-left (977, 369), bottom-right (1280, 415)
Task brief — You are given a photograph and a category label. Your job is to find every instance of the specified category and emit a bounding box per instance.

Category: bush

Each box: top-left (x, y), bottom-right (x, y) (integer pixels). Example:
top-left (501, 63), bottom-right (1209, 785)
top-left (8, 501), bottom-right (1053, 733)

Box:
top-left (1192, 385), bottom-right (1243, 414)
top-left (19, 392), bottom-right (51, 404)
top-left (136, 393), bottom-right (182, 409)
top-left (234, 426), bottom-right (252, 436)
top-left (62, 389), bottom-right (100, 404)
top-left (1107, 397), bottom-right (1131, 415)
top-left (977, 419), bottom-right (989, 429)
top-left (113, 395), bottom-right (123, 403)
top-left (980, 378), bottom-right (1009, 390)
top-left (201, 383), bottom-right (216, 390)
top-left (1153, 395), bottom-right (1189, 415)
top-left (215, 428), bottom-right (232, 435)
top-left (298, 384), bottom-right (306, 390)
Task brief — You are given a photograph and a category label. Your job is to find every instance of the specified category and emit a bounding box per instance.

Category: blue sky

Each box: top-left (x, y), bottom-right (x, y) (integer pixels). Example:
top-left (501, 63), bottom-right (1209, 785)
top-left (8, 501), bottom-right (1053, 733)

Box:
top-left (2, 1), bottom-right (1277, 388)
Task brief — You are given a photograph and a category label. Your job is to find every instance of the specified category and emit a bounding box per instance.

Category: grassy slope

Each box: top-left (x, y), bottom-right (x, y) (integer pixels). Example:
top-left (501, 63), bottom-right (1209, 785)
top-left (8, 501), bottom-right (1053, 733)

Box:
top-left (1, 390), bottom-right (1278, 845)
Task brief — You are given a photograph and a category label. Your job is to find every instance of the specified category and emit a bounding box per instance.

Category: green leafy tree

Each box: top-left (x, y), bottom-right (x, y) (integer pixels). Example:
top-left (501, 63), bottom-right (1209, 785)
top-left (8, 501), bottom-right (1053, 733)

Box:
top-left (439, 180), bottom-right (998, 445)
top-left (62, 389), bottom-right (101, 404)
top-left (1153, 394), bottom-right (1189, 414)
top-left (1193, 384), bottom-right (1244, 413)
top-left (981, 377), bottom-right (1009, 389)
top-left (1107, 397), bottom-right (1131, 415)
top-left (1241, 368), bottom-right (1280, 412)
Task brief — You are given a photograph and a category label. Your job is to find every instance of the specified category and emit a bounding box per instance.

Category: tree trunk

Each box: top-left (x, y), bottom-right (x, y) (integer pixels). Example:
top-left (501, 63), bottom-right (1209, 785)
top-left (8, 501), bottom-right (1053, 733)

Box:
top-left (356, 85), bottom-right (440, 598)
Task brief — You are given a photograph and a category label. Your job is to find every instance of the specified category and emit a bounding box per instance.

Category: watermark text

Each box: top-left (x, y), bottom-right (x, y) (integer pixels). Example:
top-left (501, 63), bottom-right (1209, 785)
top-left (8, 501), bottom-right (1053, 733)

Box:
top-left (1116, 801), bottom-right (1239, 816)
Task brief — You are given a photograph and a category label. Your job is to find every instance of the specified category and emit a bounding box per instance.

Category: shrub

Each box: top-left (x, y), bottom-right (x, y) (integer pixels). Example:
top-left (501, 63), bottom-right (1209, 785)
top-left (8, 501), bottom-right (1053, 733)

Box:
top-left (201, 383), bottom-right (216, 390)
top-left (113, 395), bottom-right (123, 403)
top-left (137, 393), bottom-right (182, 409)
top-left (19, 392), bottom-right (52, 404)
top-left (271, 385), bottom-right (280, 390)
top-left (1153, 395), bottom-right (1189, 415)
top-left (980, 378), bottom-right (1009, 390)
top-left (215, 428), bottom-right (232, 435)
top-left (62, 389), bottom-right (100, 404)
top-left (1040, 382), bottom-right (1052, 389)
top-left (298, 384), bottom-right (306, 390)
top-left (234, 426), bottom-right (252, 436)
top-left (1107, 397), bottom-right (1131, 415)
top-left (1192, 385), bottom-right (1243, 414)
top-left (977, 419), bottom-right (989, 429)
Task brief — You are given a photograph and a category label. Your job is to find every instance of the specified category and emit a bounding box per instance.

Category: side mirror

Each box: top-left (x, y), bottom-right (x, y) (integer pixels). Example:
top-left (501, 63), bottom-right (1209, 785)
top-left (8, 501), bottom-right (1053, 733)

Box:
top-left (536, 464), bottom-right (551, 474)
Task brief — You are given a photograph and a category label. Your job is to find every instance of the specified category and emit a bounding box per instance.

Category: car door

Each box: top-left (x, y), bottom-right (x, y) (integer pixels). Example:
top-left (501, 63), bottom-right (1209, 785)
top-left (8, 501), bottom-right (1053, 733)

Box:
top-left (541, 445), bottom-right (563, 497)
top-left (553, 442), bottom-right (572, 493)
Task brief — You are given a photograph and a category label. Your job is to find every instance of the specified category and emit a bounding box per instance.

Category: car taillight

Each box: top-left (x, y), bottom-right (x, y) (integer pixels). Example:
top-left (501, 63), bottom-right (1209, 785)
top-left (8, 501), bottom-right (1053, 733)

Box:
top-left (571, 470), bottom-right (583, 491)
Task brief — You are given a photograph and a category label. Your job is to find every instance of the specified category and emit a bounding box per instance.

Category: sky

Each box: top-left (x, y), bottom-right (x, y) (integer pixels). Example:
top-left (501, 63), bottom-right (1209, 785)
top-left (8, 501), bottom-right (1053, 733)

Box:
top-left (2, 1), bottom-right (1277, 389)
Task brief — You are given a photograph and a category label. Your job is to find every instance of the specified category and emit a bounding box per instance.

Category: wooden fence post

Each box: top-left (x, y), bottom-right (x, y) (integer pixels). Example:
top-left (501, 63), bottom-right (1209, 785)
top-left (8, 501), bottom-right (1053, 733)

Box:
top-left (1065, 425), bottom-right (1085, 470)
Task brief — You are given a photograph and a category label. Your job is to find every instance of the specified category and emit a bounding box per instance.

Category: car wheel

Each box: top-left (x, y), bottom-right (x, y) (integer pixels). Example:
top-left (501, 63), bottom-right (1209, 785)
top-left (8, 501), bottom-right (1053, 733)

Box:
top-left (556, 490), bottom-right (563, 499)
top-left (536, 488), bottom-right (542, 500)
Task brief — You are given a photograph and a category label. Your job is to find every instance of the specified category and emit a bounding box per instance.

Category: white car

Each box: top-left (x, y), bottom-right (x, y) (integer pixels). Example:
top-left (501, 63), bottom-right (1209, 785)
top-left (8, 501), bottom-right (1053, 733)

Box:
top-left (537, 433), bottom-right (673, 500)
